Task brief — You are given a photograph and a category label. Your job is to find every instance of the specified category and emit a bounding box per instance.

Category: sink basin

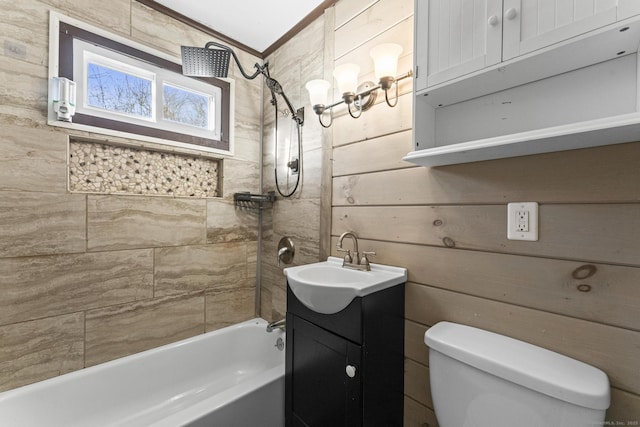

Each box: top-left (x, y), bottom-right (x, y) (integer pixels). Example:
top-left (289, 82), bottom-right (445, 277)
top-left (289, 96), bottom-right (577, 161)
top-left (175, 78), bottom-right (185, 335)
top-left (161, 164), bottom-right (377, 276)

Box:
top-left (284, 257), bottom-right (407, 314)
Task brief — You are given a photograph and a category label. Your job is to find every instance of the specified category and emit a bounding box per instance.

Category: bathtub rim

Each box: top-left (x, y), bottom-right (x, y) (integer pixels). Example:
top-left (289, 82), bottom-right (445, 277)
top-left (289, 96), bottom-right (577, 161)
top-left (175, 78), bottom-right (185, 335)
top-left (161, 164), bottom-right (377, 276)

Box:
top-left (0, 317), bottom-right (285, 426)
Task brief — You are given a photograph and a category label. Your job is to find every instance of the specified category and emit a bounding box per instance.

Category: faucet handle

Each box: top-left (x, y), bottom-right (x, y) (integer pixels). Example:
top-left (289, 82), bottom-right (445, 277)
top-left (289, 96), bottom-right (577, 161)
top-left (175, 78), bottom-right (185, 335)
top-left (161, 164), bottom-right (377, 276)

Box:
top-left (337, 247), bottom-right (352, 263)
top-left (361, 251), bottom-right (376, 266)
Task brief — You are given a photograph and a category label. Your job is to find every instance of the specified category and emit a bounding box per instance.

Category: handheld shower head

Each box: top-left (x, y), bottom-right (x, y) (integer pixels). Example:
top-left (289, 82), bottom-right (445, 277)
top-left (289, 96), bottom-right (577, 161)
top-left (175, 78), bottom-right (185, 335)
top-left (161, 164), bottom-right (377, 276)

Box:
top-left (265, 77), bottom-right (283, 95)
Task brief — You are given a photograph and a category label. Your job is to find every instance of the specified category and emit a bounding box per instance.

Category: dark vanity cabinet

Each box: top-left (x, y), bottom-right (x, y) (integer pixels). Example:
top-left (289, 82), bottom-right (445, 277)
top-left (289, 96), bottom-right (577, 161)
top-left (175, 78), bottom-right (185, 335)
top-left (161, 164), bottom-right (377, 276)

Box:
top-left (285, 283), bottom-right (405, 427)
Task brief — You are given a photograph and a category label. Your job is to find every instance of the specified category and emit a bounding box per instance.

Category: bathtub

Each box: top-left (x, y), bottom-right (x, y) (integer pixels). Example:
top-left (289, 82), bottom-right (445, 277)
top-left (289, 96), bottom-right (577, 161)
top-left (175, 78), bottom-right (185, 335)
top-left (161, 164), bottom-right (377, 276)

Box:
top-left (0, 318), bottom-right (285, 427)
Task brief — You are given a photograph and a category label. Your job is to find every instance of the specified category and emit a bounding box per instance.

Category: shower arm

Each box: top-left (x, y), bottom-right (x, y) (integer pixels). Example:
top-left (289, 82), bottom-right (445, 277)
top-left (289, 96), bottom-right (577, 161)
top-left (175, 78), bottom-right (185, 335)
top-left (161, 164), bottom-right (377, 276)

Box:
top-left (204, 41), bottom-right (262, 80)
top-left (204, 42), bottom-right (304, 126)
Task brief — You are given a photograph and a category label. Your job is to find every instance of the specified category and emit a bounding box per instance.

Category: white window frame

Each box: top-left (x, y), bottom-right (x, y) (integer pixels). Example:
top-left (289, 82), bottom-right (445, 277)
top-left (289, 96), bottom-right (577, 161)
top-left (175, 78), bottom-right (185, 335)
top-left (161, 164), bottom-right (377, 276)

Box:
top-left (48, 11), bottom-right (235, 156)
top-left (80, 47), bottom-right (158, 123)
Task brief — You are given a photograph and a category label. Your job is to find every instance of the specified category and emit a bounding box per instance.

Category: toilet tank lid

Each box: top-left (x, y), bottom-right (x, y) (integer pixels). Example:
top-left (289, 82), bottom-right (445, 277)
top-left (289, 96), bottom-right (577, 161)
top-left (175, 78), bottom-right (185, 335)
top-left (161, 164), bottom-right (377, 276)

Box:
top-left (424, 322), bottom-right (610, 410)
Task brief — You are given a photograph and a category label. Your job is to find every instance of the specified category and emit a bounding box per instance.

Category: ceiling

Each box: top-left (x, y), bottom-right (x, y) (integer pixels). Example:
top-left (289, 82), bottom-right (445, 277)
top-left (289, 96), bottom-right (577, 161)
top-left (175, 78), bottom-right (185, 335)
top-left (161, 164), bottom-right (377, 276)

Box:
top-left (153, 0), bottom-right (327, 54)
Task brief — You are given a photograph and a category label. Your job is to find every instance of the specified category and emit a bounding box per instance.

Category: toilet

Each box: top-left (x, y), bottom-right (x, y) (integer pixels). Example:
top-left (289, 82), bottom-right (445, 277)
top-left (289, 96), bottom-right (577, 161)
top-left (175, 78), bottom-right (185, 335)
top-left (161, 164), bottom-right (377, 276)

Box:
top-left (424, 322), bottom-right (610, 427)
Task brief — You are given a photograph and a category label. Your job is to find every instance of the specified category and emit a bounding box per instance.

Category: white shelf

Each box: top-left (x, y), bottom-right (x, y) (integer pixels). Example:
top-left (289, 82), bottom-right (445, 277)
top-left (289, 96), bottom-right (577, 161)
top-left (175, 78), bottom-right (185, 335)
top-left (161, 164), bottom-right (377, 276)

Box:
top-left (404, 112), bottom-right (640, 167)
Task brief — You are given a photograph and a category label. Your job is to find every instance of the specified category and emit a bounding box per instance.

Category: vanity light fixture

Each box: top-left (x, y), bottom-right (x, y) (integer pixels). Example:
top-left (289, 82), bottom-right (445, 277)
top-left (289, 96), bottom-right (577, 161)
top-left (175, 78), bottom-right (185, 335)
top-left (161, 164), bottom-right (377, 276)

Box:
top-left (305, 43), bottom-right (412, 128)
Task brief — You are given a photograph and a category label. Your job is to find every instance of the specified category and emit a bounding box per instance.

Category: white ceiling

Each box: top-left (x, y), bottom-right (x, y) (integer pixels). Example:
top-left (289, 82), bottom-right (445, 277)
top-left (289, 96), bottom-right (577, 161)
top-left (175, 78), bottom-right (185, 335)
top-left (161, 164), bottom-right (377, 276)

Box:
top-left (154, 0), bottom-right (326, 53)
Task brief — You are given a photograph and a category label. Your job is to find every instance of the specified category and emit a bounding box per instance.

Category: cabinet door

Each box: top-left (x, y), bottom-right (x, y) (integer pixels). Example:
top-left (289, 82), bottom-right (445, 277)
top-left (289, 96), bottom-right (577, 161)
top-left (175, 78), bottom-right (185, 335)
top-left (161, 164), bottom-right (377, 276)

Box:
top-left (503, 0), bottom-right (617, 60)
top-left (618, 0), bottom-right (640, 20)
top-left (426, 0), bottom-right (503, 87)
top-left (287, 316), bottom-right (362, 427)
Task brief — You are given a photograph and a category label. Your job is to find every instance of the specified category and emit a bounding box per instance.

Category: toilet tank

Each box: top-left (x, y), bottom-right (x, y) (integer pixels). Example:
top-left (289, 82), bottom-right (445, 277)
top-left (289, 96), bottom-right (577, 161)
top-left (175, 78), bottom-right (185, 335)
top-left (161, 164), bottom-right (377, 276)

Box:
top-left (424, 322), bottom-right (610, 427)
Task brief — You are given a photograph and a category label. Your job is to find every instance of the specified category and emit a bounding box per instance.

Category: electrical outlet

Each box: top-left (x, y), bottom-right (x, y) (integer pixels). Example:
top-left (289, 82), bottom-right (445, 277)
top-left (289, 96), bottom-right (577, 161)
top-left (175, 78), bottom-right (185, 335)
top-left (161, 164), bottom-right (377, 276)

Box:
top-left (507, 202), bottom-right (538, 241)
top-left (515, 210), bottom-right (529, 232)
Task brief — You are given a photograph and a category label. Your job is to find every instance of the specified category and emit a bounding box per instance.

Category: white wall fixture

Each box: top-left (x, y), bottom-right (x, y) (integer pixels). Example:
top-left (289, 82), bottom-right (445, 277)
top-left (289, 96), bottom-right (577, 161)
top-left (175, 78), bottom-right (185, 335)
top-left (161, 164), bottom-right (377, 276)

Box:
top-left (305, 43), bottom-right (412, 128)
top-left (51, 76), bottom-right (76, 122)
top-left (507, 202), bottom-right (538, 241)
top-left (407, 2), bottom-right (640, 167)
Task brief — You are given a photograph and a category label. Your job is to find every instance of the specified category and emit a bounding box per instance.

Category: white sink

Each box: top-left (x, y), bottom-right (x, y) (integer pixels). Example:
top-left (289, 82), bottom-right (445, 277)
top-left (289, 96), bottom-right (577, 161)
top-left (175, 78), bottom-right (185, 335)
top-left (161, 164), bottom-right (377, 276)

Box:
top-left (284, 257), bottom-right (407, 314)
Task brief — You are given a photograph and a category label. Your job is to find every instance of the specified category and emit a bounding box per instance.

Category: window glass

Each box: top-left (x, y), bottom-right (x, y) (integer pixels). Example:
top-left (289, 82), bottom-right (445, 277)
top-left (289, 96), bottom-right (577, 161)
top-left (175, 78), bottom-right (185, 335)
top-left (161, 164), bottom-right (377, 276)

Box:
top-left (162, 83), bottom-right (210, 129)
top-left (87, 62), bottom-right (153, 119)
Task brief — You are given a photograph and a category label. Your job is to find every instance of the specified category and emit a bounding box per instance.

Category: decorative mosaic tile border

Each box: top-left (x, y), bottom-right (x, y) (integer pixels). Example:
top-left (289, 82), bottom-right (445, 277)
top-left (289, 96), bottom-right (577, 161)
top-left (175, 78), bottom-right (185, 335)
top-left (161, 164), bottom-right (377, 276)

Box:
top-left (69, 141), bottom-right (220, 198)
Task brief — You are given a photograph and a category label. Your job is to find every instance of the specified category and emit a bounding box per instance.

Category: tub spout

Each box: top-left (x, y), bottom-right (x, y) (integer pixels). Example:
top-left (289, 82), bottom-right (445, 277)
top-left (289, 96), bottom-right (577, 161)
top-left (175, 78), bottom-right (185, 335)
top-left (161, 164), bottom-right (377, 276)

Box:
top-left (266, 318), bottom-right (286, 332)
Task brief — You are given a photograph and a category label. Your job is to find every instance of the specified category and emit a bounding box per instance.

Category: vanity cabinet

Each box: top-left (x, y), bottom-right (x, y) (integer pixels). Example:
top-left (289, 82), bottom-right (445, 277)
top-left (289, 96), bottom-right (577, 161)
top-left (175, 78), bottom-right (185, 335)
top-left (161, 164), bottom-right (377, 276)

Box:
top-left (408, 0), bottom-right (640, 167)
top-left (285, 283), bottom-right (404, 427)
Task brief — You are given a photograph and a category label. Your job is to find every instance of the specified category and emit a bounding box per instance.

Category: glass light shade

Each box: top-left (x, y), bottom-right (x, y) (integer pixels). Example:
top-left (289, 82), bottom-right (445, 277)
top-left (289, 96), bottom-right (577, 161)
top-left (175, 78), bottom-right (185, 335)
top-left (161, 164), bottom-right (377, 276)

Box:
top-left (332, 63), bottom-right (360, 95)
top-left (305, 79), bottom-right (331, 106)
top-left (370, 43), bottom-right (403, 80)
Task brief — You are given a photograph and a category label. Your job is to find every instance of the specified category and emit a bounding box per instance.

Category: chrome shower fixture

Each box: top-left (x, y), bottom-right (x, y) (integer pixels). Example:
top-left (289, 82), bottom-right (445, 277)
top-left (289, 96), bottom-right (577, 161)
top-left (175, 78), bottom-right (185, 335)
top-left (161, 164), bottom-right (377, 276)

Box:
top-left (181, 43), bottom-right (232, 78)
top-left (180, 41), bottom-right (304, 126)
top-left (182, 41), bottom-right (304, 198)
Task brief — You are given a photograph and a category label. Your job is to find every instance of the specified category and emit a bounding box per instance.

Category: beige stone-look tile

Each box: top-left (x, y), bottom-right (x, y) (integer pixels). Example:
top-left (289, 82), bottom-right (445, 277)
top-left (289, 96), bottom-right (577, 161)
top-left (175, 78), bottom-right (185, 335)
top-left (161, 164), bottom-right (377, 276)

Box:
top-left (43, 0), bottom-right (132, 37)
top-left (259, 286), bottom-right (274, 322)
top-left (0, 313), bottom-right (84, 392)
top-left (87, 195), bottom-right (206, 251)
top-left (0, 124), bottom-right (67, 193)
top-left (154, 243), bottom-right (248, 297)
top-left (220, 158), bottom-right (260, 199)
top-left (0, 59), bottom-right (48, 119)
top-left (0, 249), bottom-right (153, 326)
top-left (0, 191), bottom-right (86, 258)
top-left (0, 3), bottom-right (49, 68)
top-left (85, 293), bottom-right (205, 366)
top-left (246, 240), bottom-right (258, 281)
top-left (205, 283), bottom-right (256, 331)
top-left (272, 198), bottom-right (320, 244)
top-left (206, 199), bottom-right (259, 243)
top-left (131, 1), bottom-right (193, 57)
top-left (270, 281), bottom-right (287, 321)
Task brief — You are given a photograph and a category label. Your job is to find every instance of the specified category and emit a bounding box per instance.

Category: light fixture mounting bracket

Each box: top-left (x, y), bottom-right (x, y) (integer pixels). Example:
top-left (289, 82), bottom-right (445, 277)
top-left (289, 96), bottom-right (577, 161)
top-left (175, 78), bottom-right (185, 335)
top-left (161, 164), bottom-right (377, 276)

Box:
top-left (354, 81), bottom-right (377, 111)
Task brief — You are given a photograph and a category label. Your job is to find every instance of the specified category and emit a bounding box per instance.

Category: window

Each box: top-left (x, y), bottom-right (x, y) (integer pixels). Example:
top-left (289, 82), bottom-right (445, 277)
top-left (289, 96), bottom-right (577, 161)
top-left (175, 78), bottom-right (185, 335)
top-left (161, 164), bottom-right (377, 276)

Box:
top-left (84, 53), bottom-right (154, 120)
top-left (49, 14), bottom-right (231, 154)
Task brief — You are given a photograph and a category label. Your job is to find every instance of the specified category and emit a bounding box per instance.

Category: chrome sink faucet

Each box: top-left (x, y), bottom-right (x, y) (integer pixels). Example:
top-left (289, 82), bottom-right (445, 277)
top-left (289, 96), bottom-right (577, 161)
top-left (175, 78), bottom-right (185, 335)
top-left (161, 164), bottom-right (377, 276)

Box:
top-left (337, 231), bottom-right (375, 271)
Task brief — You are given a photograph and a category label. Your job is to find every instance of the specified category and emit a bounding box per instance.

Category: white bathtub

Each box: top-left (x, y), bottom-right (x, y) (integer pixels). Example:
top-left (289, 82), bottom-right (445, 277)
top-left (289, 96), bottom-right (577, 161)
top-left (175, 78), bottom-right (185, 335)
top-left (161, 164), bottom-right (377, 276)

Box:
top-left (0, 318), bottom-right (285, 427)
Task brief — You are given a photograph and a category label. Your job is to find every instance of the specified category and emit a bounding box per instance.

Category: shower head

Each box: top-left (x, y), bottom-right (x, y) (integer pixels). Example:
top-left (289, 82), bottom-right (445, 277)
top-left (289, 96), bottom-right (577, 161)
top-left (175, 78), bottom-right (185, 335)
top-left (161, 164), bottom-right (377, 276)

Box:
top-left (265, 77), bottom-right (283, 95)
top-left (181, 43), bottom-right (231, 78)
top-left (180, 41), bottom-right (303, 126)
top-left (181, 41), bottom-right (263, 80)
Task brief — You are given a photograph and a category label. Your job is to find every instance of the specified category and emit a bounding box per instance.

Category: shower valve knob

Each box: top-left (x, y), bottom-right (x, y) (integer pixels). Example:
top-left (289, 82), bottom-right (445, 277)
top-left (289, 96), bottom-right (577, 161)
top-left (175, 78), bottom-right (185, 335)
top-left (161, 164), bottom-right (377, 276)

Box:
top-left (287, 158), bottom-right (299, 173)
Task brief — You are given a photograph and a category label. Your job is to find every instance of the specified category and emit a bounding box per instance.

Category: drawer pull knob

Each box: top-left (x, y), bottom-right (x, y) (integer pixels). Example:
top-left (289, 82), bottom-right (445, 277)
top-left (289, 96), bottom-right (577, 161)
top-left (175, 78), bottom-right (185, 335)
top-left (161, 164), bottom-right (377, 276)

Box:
top-left (346, 365), bottom-right (357, 378)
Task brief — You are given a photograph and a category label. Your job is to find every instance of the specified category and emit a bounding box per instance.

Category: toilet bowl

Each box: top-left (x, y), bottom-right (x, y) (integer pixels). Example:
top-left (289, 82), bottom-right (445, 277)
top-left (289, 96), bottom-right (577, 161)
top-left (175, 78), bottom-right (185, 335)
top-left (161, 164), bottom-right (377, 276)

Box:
top-left (424, 321), bottom-right (610, 427)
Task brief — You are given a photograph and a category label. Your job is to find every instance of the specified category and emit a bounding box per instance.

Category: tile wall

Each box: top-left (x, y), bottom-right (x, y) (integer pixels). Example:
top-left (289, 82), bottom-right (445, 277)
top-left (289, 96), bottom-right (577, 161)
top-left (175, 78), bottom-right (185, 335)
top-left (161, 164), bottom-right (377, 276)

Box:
top-left (0, 0), bottom-right (261, 392)
top-left (259, 15), bottom-right (328, 321)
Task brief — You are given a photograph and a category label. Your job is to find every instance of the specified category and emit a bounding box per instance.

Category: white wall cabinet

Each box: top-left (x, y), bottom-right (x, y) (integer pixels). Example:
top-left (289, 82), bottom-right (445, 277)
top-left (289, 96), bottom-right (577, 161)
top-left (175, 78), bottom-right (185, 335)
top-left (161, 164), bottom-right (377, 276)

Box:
top-left (503, 0), bottom-right (618, 61)
top-left (408, 0), bottom-right (640, 167)
top-left (424, 0), bottom-right (503, 88)
top-left (418, 0), bottom-right (637, 91)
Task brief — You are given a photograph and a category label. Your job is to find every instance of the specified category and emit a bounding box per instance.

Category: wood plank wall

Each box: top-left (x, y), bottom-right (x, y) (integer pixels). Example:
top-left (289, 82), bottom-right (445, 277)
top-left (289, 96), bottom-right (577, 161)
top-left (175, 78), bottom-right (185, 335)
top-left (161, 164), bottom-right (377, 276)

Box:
top-left (329, 0), bottom-right (640, 424)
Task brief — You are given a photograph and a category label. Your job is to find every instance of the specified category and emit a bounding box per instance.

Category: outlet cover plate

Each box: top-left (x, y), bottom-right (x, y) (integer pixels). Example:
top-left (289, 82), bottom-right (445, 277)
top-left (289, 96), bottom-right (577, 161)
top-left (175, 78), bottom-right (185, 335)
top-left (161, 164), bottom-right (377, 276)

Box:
top-left (507, 202), bottom-right (538, 241)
